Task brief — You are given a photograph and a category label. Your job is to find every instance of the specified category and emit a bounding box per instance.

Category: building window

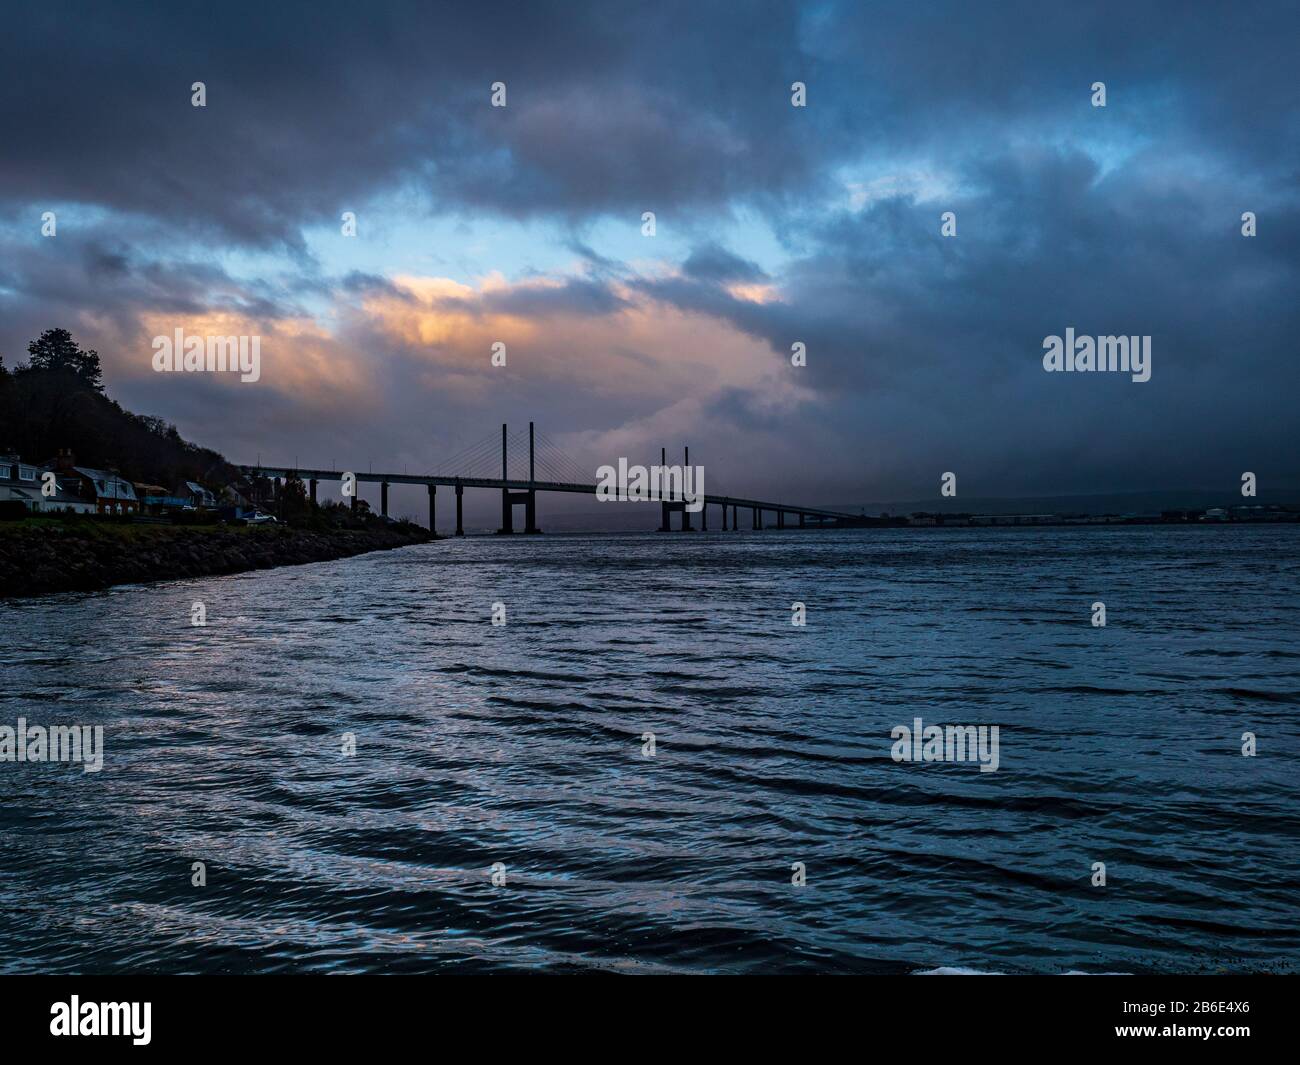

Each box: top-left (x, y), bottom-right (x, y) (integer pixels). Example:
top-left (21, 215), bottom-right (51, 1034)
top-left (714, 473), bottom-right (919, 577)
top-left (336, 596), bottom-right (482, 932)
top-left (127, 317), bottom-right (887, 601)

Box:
top-left (19, 466), bottom-right (36, 481)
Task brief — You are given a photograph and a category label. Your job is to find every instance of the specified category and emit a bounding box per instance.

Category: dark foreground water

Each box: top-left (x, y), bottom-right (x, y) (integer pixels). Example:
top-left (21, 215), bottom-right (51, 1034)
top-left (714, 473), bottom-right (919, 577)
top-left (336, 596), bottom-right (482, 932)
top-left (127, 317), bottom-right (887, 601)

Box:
top-left (2, 526), bottom-right (1297, 974)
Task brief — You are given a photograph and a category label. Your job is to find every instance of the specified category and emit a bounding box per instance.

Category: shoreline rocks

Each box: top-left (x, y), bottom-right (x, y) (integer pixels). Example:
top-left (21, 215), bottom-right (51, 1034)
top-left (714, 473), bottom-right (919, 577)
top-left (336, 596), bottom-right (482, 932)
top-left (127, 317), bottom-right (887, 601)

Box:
top-left (0, 522), bottom-right (434, 598)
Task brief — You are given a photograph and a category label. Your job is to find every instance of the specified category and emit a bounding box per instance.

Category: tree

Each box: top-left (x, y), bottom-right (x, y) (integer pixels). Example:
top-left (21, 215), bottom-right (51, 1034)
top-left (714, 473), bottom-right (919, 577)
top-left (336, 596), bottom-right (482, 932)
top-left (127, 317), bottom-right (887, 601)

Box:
top-left (26, 328), bottom-right (103, 392)
top-left (279, 472), bottom-right (310, 522)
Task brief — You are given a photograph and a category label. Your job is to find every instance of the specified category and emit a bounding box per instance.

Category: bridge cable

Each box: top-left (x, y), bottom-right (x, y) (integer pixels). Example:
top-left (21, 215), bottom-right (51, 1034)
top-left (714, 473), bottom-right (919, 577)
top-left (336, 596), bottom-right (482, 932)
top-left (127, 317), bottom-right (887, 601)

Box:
top-left (435, 430), bottom-right (502, 475)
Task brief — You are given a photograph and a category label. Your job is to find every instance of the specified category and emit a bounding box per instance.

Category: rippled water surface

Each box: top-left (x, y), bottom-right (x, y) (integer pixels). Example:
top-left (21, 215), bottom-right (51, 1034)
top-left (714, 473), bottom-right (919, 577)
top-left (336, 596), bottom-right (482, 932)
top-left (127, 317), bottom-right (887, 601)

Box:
top-left (2, 527), bottom-right (1298, 974)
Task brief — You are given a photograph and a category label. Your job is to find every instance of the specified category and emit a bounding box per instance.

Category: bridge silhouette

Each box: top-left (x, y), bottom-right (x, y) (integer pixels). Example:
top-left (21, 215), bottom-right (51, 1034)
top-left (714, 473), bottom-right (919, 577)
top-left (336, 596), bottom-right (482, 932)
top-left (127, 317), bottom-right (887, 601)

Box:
top-left (240, 423), bottom-right (870, 534)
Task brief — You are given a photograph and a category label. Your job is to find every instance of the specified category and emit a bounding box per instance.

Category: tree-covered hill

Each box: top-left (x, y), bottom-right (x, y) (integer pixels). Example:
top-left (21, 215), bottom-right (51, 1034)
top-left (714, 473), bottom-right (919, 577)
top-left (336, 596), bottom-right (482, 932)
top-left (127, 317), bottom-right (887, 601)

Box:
top-left (0, 328), bottom-right (236, 490)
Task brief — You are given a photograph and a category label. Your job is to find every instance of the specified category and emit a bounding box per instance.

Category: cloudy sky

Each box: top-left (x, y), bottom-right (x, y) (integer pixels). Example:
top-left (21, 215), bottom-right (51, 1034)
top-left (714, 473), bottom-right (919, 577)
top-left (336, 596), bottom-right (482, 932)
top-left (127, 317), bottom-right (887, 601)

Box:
top-left (2, 0), bottom-right (1297, 516)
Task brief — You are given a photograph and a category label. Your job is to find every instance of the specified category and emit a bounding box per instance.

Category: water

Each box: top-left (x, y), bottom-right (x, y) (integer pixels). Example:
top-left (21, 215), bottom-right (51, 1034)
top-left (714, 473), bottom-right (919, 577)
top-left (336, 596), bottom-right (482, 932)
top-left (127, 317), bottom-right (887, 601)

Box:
top-left (2, 526), bottom-right (1297, 974)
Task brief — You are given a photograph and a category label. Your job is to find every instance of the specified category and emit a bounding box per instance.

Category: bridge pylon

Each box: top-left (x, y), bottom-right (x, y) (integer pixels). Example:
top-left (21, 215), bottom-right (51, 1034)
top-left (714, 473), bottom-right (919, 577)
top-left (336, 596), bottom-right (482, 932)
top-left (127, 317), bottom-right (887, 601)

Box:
top-left (657, 446), bottom-right (699, 532)
top-left (497, 422), bottom-right (541, 534)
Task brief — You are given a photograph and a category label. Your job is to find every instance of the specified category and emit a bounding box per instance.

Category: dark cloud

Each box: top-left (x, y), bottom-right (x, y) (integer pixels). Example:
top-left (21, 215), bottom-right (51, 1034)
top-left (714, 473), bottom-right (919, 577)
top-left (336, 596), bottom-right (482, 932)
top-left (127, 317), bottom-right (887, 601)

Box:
top-left (0, 0), bottom-right (811, 240)
top-left (478, 278), bottom-right (630, 318)
top-left (638, 143), bottom-right (1300, 497)
top-left (682, 245), bottom-right (767, 283)
top-left (4, 0), bottom-right (1295, 238)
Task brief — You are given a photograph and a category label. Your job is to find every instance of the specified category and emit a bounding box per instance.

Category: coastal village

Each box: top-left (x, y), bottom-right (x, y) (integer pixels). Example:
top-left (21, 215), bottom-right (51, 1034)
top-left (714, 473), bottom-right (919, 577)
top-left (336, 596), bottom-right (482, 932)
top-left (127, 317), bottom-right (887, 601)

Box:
top-left (0, 449), bottom-right (257, 522)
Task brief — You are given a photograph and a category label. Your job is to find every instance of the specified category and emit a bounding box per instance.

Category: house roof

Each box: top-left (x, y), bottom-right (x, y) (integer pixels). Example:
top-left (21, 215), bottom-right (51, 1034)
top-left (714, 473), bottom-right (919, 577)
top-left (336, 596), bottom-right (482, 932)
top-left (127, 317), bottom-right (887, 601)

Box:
top-left (72, 467), bottom-right (138, 499)
top-left (0, 460), bottom-right (49, 488)
top-left (3, 484), bottom-right (93, 506)
top-left (73, 466), bottom-right (129, 481)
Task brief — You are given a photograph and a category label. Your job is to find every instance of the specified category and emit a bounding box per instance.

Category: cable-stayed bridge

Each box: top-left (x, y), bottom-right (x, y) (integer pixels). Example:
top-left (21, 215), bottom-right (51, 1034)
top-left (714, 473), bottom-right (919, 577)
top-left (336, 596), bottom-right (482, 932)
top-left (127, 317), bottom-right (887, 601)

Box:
top-left (240, 423), bottom-right (870, 534)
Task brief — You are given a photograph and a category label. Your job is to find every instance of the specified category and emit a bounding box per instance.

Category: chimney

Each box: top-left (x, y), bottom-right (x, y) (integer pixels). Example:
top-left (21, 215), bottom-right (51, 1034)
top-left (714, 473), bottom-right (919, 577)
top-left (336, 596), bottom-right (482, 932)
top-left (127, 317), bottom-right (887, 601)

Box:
top-left (56, 448), bottom-right (75, 471)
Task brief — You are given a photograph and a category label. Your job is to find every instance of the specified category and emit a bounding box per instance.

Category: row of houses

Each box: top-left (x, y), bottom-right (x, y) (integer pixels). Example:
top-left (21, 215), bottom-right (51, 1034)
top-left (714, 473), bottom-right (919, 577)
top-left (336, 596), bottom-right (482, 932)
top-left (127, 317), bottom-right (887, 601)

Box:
top-left (0, 449), bottom-right (219, 516)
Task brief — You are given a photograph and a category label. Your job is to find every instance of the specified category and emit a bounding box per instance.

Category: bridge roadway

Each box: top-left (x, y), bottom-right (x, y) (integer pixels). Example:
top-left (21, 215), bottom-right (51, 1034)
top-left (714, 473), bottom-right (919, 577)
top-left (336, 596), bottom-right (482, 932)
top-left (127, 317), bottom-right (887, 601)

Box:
top-left (239, 465), bottom-right (867, 533)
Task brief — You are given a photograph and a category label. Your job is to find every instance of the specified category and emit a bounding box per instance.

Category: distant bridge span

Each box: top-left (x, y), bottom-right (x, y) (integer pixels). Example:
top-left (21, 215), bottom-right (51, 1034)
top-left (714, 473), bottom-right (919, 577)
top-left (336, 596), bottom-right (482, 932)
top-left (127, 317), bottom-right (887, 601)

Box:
top-left (239, 422), bottom-right (869, 534)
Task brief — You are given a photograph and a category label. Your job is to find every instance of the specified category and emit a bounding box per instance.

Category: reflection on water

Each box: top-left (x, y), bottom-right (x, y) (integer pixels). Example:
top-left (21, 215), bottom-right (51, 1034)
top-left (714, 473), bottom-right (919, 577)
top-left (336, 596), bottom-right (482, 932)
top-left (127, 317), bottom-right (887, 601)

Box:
top-left (1, 526), bottom-right (1298, 973)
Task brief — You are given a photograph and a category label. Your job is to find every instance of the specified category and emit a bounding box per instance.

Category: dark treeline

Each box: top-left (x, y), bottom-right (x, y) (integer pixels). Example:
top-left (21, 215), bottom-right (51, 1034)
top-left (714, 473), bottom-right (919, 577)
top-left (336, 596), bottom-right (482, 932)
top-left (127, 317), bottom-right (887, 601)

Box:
top-left (0, 328), bottom-right (236, 490)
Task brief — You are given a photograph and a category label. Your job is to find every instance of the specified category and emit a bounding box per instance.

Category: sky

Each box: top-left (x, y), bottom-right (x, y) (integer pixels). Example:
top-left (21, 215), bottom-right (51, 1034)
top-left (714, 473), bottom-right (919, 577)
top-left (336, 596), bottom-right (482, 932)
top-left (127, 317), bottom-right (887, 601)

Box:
top-left (1, 0), bottom-right (1297, 520)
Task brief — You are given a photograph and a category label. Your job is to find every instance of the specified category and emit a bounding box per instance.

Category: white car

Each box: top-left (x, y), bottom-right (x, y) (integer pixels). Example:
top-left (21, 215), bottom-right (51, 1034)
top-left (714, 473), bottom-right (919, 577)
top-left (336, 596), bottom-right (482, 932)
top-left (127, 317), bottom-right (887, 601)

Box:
top-left (246, 511), bottom-right (277, 524)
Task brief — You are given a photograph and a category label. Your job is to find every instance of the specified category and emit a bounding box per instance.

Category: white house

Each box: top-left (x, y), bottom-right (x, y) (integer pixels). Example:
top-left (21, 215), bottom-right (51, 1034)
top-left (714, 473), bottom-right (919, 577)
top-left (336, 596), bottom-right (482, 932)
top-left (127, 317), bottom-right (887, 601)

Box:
top-left (0, 453), bottom-right (97, 513)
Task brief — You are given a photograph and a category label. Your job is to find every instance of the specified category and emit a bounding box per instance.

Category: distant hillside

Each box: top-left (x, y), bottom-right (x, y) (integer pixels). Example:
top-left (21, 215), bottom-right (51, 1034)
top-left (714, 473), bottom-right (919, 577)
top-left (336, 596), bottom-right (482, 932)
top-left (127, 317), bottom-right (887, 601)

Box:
top-left (0, 329), bottom-right (236, 490)
top-left (839, 489), bottom-right (1300, 517)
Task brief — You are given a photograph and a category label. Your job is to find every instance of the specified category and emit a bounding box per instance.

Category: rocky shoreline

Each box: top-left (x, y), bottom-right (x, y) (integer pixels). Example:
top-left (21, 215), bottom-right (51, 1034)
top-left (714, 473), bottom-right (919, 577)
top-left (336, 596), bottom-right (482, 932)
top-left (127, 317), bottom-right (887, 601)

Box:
top-left (0, 522), bottom-right (434, 598)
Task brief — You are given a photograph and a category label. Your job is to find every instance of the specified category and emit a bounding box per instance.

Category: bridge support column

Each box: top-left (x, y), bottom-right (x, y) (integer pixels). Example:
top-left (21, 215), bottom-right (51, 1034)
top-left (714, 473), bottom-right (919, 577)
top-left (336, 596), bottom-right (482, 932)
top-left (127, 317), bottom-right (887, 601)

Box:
top-left (721, 503), bottom-right (728, 531)
top-left (658, 448), bottom-right (670, 531)
top-left (681, 446), bottom-right (693, 531)
top-left (427, 484), bottom-right (436, 534)
top-left (799, 512), bottom-right (805, 528)
top-left (525, 422), bottom-right (540, 533)
top-left (455, 483), bottom-right (464, 536)
top-left (498, 489), bottom-right (513, 534)
top-left (309, 478), bottom-right (317, 504)
top-left (499, 489), bottom-right (536, 534)
top-left (777, 509), bottom-right (785, 530)
top-left (381, 481), bottom-right (389, 518)
top-left (498, 422), bottom-right (512, 534)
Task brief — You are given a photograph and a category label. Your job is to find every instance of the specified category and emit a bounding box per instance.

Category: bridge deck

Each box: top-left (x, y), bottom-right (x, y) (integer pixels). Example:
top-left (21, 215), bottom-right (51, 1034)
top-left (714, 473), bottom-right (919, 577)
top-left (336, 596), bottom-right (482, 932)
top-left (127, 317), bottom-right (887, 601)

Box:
top-left (238, 466), bottom-right (861, 522)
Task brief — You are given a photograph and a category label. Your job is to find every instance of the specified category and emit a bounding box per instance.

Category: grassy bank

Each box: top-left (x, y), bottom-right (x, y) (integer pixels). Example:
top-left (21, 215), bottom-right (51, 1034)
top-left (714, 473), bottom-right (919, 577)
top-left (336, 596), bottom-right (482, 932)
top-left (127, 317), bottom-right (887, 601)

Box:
top-left (0, 518), bottom-right (434, 598)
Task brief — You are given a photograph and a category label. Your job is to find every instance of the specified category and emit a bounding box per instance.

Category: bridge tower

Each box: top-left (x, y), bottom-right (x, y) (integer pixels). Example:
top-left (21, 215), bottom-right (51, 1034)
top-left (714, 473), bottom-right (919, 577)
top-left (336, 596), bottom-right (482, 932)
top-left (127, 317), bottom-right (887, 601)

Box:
top-left (497, 422), bottom-right (540, 534)
top-left (657, 446), bottom-right (698, 532)
top-left (527, 421), bottom-right (538, 534)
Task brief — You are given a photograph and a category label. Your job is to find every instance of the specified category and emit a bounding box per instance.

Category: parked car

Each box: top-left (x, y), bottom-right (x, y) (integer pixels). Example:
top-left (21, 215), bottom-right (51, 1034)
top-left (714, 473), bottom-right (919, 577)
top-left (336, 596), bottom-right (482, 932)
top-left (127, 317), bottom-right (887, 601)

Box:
top-left (246, 511), bottom-right (278, 524)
